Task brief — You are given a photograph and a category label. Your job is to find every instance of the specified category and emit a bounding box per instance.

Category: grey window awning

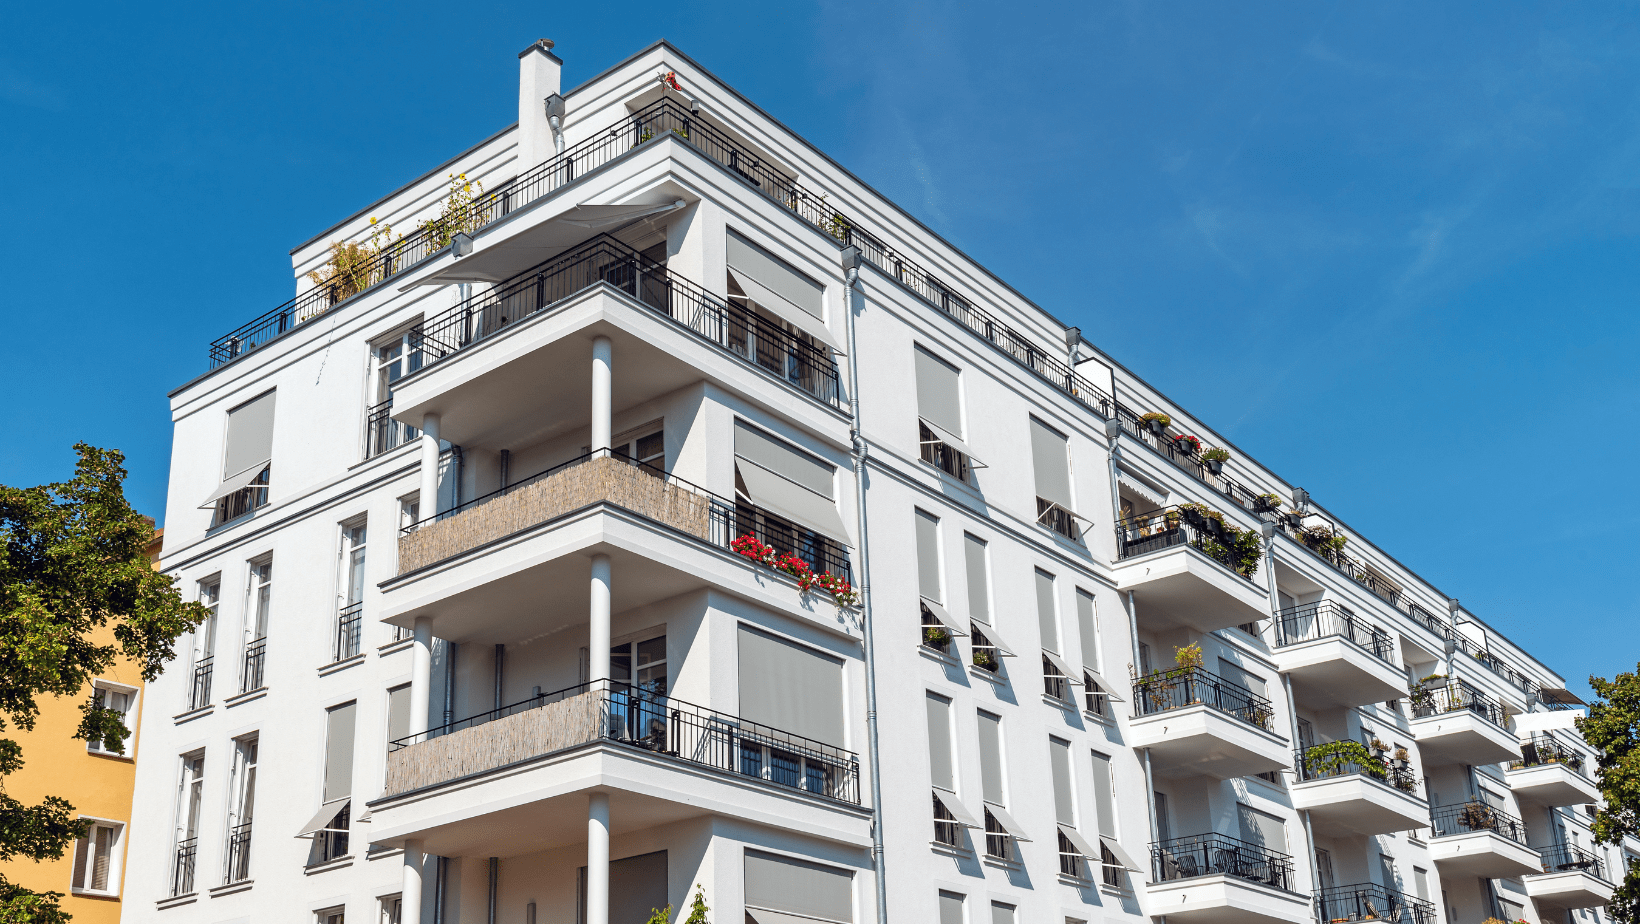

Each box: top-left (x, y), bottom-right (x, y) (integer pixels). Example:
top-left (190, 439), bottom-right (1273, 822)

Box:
top-left (933, 788), bottom-right (983, 828)
top-left (736, 460), bottom-right (854, 547)
top-left (199, 461), bottom-right (269, 509)
top-left (1083, 668), bottom-right (1126, 703)
top-left (1116, 470), bottom-right (1168, 509)
top-left (984, 803), bottom-right (1032, 842)
top-left (920, 597), bottom-right (968, 637)
top-left (919, 418), bottom-right (986, 468)
top-left (295, 798), bottom-right (350, 838)
top-left (747, 910), bottom-right (845, 924)
top-left (728, 268), bottom-right (845, 353)
top-left (1057, 824), bottom-right (1099, 859)
top-left (970, 619), bottom-right (1016, 657)
top-left (1043, 651), bottom-right (1084, 685)
top-left (1100, 835), bottom-right (1145, 872)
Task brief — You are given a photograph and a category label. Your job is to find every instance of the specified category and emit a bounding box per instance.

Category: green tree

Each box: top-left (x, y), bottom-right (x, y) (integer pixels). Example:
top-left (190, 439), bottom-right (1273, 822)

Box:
top-left (1578, 665), bottom-right (1640, 924)
top-left (683, 885), bottom-right (710, 924)
top-left (0, 445), bottom-right (206, 922)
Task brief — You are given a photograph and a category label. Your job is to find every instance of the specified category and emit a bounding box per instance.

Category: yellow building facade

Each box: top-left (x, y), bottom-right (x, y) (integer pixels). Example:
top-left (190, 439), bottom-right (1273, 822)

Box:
top-left (0, 526), bottom-right (159, 922)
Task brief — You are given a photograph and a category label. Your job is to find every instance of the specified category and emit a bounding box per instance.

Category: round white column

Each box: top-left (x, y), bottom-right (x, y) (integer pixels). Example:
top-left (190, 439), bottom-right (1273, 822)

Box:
top-left (589, 554), bottom-right (611, 684)
top-left (409, 616), bottom-right (433, 737)
top-left (418, 414), bottom-right (442, 522)
top-left (587, 792), bottom-right (611, 924)
top-left (591, 336), bottom-right (612, 453)
top-left (401, 839), bottom-right (424, 923)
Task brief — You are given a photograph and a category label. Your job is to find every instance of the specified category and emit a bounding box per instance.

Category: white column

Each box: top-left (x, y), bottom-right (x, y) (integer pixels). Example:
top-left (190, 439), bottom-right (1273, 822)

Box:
top-left (418, 414), bottom-right (442, 522)
top-left (402, 839), bottom-right (425, 924)
top-left (409, 616), bottom-right (433, 736)
top-left (589, 554), bottom-right (611, 683)
top-left (591, 336), bottom-right (612, 453)
top-left (587, 792), bottom-right (610, 924)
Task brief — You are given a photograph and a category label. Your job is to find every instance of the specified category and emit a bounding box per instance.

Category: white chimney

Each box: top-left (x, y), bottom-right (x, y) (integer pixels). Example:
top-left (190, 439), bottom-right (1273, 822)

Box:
top-left (518, 39), bottom-right (563, 174)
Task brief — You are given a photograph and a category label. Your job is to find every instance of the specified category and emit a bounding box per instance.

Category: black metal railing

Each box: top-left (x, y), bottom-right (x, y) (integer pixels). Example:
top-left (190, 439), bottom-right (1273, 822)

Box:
top-left (1274, 602), bottom-right (1394, 664)
top-left (1132, 667), bottom-right (1278, 733)
top-left (1430, 802), bottom-right (1531, 846)
top-left (919, 422), bottom-right (970, 481)
top-left (1037, 498), bottom-right (1080, 541)
top-left (1151, 833), bottom-right (1297, 893)
top-left (1114, 406), bottom-right (1265, 514)
top-left (1059, 830), bottom-right (1084, 878)
top-left (1116, 505), bottom-right (1257, 581)
top-left (314, 803), bottom-right (349, 863)
top-left (1316, 883), bottom-right (1436, 924)
top-left (1101, 844), bottom-right (1123, 887)
top-left (1536, 843), bottom-right (1609, 882)
top-left (240, 638), bottom-right (266, 693)
top-left (401, 449), bottom-right (852, 583)
top-left (1294, 745), bottom-right (1420, 796)
top-left (1445, 630), bottom-right (1537, 697)
top-left (388, 680), bottom-right (860, 804)
top-left (171, 837), bottom-right (197, 896)
top-left (188, 657), bottom-right (213, 711)
top-left (1044, 656), bottom-right (1073, 703)
top-left (1411, 680), bottom-right (1507, 729)
top-left (933, 793), bottom-right (962, 848)
top-left (364, 400), bottom-right (419, 459)
top-left (224, 822), bottom-right (252, 884)
top-left (212, 466), bottom-right (269, 526)
top-left (407, 234), bottom-right (842, 408)
top-left (984, 810), bottom-right (1011, 860)
top-left (1278, 519), bottom-right (1405, 607)
top-left (1512, 735), bottom-right (1588, 777)
top-left (333, 602), bottom-right (362, 662)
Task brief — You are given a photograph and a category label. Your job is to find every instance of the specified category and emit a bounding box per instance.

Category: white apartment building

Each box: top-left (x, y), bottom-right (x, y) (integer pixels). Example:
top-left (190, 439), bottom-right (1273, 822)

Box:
top-left (130, 39), bottom-right (1632, 924)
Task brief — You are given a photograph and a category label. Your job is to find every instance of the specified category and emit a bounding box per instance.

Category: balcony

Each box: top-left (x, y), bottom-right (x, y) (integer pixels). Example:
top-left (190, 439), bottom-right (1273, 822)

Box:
top-left (1428, 802), bottom-right (1541, 878)
top-left (1271, 602), bottom-right (1404, 708)
top-left (385, 452), bottom-right (852, 643)
top-left (1409, 681), bottom-right (1518, 765)
top-left (1113, 507), bottom-right (1270, 633)
top-left (1147, 833), bottom-right (1312, 924)
top-left (1507, 736), bottom-right (1599, 807)
top-left (1130, 668), bottom-right (1291, 779)
top-left (1315, 883), bottom-right (1436, 924)
top-left (1291, 745), bottom-right (1428, 837)
top-left (1114, 407), bottom-right (1268, 516)
top-left (368, 680), bottom-right (869, 857)
top-left (1525, 844), bottom-right (1614, 910)
top-left (1277, 520), bottom-right (1405, 610)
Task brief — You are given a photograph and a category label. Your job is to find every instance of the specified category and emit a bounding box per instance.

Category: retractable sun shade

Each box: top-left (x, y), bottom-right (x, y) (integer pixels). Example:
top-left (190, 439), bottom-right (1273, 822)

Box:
top-left (727, 229), bottom-right (843, 353)
top-left (933, 788), bottom-right (983, 828)
top-left (201, 391), bottom-right (275, 508)
top-left (1043, 651), bottom-right (1084, 685)
top-left (1082, 668), bottom-right (1126, 702)
top-left (1057, 824), bottom-right (1100, 859)
top-left (733, 422), bottom-right (853, 545)
top-left (1100, 836), bottom-right (1145, 872)
top-left (1117, 470), bottom-right (1167, 509)
top-left (915, 347), bottom-right (983, 465)
top-left (920, 598), bottom-right (969, 637)
top-left (970, 619), bottom-right (1017, 657)
top-left (295, 798), bottom-right (349, 838)
top-left (984, 804), bottom-right (1033, 842)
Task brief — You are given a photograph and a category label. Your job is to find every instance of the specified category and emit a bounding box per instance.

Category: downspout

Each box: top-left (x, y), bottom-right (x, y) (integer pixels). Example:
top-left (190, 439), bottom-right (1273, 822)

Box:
top-left (841, 245), bottom-right (888, 924)
top-left (1267, 527), bottom-right (1319, 894)
top-left (1126, 591), bottom-right (1161, 895)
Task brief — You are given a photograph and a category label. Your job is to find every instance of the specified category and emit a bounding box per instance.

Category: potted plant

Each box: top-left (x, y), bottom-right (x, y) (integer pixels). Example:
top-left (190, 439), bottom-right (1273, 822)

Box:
top-left (1173, 435), bottom-right (1202, 456)
top-left (923, 625), bottom-right (950, 648)
top-left (1254, 493), bottom-right (1283, 514)
top-left (1140, 412), bottom-right (1170, 436)
top-left (973, 648), bottom-right (997, 671)
top-left (1285, 510), bottom-right (1304, 529)
top-left (1458, 802), bottom-right (1496, 831)
top-left (1201, 447), bottom-right (1230, 475)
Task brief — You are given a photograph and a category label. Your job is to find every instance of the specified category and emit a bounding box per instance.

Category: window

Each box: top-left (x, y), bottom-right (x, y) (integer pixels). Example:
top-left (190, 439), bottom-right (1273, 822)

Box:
top-left (938, 891), bottom-right (965, 924)
top-left (398, 493), bottom-right (420, 530)
top-left (204, 390), bottom-right (276, 523)
top-left (225, 735), bottom-right (257, 884)
top-left (386, 685), bottom-right (412, 749)
top-left (1049, 737), bottom-right (1075, 826)
top-left (1059, 829), bottom-right (1084, 878)
top-left (725, 229), bottom-right (838, 354)
top-left (366, 329), bottom-right (423, 459)
top-left (1029, 416), bottom-right (1078, 540)
top-left (241, 558), bottom-right (272, 693)
top-left (926, 692), bottom-right (954, 791)
top-left (172, 751), bottom-right (205, 896)
top-left (916, 510), bottom-right (943, 602)
top-left (1413, 867), bottom-right (1430, 902)
top-left (964, 534), bottom-right (989, 621)
top-left (190, 578), bottom-right (219, 710)
top-left (1236, 804), bottom-right (1288, 854)
top-left (610, 423), bottom-right (665, 469)
top-left (317, 907), bottom-right (346, 924)
top-left (933, 791), bottom-right (963, 848)
top-left (915, 346), bottom-right (976, 480)
top-left (86, 682), bottom-right (134, 755)
top-left (578, 850), bottom-right (670, 924)
top-left (737, 626), bottom-right (846, 798)
top-left (70, 819), bottom-right (123, 895)
top-left (991, 901), bottom-right (1016, 924)
top-left (611, 631), bottom-right (668, 695)
top-left (1035, 569), bottom-right (1060, 652)
top-left (732, 421), bottom-right (851, 568)
top-left (335, 519), bottom-right (367, 661)
top-left (305, 701), bottom-right (356, 865)
top-left (744, 848), bottom-right (854, 924)
top-left (380, 894), bottom-right (403, 924)
top-left (976, 711), bottom-right (1005, 806)
top-left (1076, 590), bottom-right (1108, 715)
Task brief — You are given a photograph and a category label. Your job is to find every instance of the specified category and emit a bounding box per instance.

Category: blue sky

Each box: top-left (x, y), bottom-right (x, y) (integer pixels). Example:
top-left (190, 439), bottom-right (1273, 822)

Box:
top-left (2, 2), bottom-right (1635, 696)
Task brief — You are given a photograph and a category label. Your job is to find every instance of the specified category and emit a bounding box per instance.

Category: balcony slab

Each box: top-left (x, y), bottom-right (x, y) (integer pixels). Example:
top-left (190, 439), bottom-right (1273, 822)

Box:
top-left (1506, 763), bottom-right (1599, 808)
top-left (1274, 637), bottom-right (1406, 709)
top-left (1428, 830), bottom-right (1541, 878)
top-left (1525, 870), bottom-right (1614, 910)
top-left (1292, 774), bottom-right (1430, 837)
top-left (1144, 874), bottom-right (1313, 924)
top-left (1410, 710), bottom-right (1518, 766)
top-left (1115, 546), bottom-right (1269, 634)
top-left (1130, 704), bottom-right (1291, 780)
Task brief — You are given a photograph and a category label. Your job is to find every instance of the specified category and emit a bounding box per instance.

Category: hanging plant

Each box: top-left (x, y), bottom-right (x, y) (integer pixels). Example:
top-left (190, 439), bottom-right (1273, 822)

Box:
top-left (1254, 493), bottom-right (1283, 514)
top-left (1173, 435), bottom-right (1202, 455)
top-left (1301, 740), bottom-right (1387, 780)
top-left (730, 535), bottom-right (857, 608)
top-left (1139, 412), bottom-right (1171, 436)
top-left (1200, 447), bottom-right (1230, 474)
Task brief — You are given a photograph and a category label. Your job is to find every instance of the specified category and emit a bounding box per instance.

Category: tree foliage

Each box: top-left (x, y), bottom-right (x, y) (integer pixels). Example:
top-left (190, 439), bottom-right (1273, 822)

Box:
top-left (0, 445), bottom-right (206, 922)
top-left (1578, 665), bottom-right (1640, 924)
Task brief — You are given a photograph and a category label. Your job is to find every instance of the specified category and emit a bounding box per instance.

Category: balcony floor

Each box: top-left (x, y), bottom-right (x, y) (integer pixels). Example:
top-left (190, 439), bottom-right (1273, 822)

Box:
top-left (1506, 763), bottom-right (1599, 808)
top-left (1525, 870), bottom-right (1614, 910)
top-left (1115, 545), bottom-right (1270, 633)
top-left (1411, 710), bottom-right (1519, 766)
top-left (1144, 874), bottom-right (1313, 924)
top-left (1130, 705), bottom-right (1292, 780)
top-left (1292, 774), bottom-right (1429, 837)
top-left (1275, 637), bottom-right (1405, 709)
top-left (1428, 830), bottom-right (1541, 878)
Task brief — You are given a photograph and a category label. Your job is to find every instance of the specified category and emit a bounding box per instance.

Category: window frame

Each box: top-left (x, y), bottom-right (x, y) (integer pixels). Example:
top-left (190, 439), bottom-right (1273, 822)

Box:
top-left (85, 679), bottom-right (138, 757)
top-left (69, 816), bottom-right (125, 896)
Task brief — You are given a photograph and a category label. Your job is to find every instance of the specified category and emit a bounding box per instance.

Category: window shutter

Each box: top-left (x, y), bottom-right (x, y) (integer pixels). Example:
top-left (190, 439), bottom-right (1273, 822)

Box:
top-left (1090, 751), bottom-right (1116, 837)
top-left (737, 626), bottom-right (844, 746)
top-left (323, 701), bottom-right (357, 802)
top-left (964, 535), bottom-right (989, 621)
top-left (223, 391), bottom-right (277, 478)
top-left (1028, 417), bottom-right (1072, 509)
top-left (727, 230), bottom-right (825, 319)
top-left (1076, 589), bottom-right (1099, 670)
top-left (926, 692), bottom-right (954, 791)
top-left (734, 422), bottom-right (834, 496)
top-left (744, 849), bottom-right (854, 923)
top-left (1035, 569), bottom-right (1059, 653)
top-left (977, 710), bottom-right (1004, 805)
top-left (387, 685), bottom-right (412, 744)
top-left (578, 851), bottom-right (669, 924)
top-left (938, 892), bottom-right (965, 924)
top-left (991, 903), bottom-right (1016, 924)
top-left (1049, 737), bottom-right (1075, 825)
top-left (916, 510), bottom-right (942, 602)
top-left (914, 347), bottom-right (963, 438)
top-left (1236, 804), bottom-right (1287, 854)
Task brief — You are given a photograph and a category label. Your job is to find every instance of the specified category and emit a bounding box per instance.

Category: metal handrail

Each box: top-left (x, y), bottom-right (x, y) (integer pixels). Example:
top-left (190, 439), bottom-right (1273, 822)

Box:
top-left (388, 679), bottom-right (860, 804)
top-left (1274, 602), bottom-right (1394, 664)
top-left (1410, 679), bottom-right (1507, 729)
top-left (1113, 405), bottom-right (1265, 513)
top-left (1294, 745), bottom-right (1419, 797)
top-left (1115, 505), bottom-right (1259, 581)
top-left (333, 602), bottom-right (362, 663)
top-left (240, 638), bottom-right (266, 694)
top-left (188, 657), bottom-right (213, 711)
top-left (1511, 734), bottom-right (1588, 777)
top-left (171, 837), bottom-right (198, 896)
top-left (1430, 801), bottom-right (1531, 846)
top-left (1316, 883), bottom-right (1436, 924)
top-left (1132, 667), bottom-right (1278, 733)
top-left (1536, 843), bottom-right (1608, 883)
top-left (1151, 832), bottom-right (1298, 893)
top-left (224, 822), bottom-right (252, 885)
top-left (364, 399), bottom-right (418, 459)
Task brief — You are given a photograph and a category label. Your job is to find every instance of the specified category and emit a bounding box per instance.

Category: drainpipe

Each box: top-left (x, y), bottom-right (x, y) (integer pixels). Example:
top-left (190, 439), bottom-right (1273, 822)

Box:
top-left (1125, 590), bottom-right (1161, 906)
top-left (840, 245), bottom-right (888, 924)
top-left (489, 856), bottom-right (499, 924)
top-left (443, 643), bottom-right (457, 727)
top-left (545, 94), bottom-right (566, 156)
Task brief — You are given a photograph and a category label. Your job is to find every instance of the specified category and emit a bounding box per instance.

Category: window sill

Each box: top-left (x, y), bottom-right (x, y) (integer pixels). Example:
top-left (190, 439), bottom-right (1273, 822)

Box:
top-left (378, 638), bottom-right (415, 656)
top-left (1083, 708), bottom-right (1114, 727)
top-left (919, 645), bottom-right (959, 666)
top-left (173, 704), bottom-right (215, 724)
top-left (209, 880), bottom-right (253, 898)
top-left (304, 855), bottom-right (354, 875)
top-left (156, 893), bottom-right (197, 910)
top-left (969, 665), bottom-right (1007, 686)
top-left (981, 854), bottom-right (1022, 872)
top-left (318, 653), bottom-right (367, 677)
top-left (930, 841), bottom-right (972, 859)
top-left (368, 845), bottom-right (405, 861)
top-left (348, 442), bottom-right (418, 472)
top-left (1099, 880), bottom-right (1133, 898)
top-left (1058, 872), bottom-right (1092, 887)
top-left (70, 888), bottom-right (120, 901)
top-left (86, 748), bottom-right (135, 763)
top-left (224, 688), bottom-right (268, 709)
top-left (1042, 693), bottom-right (1078, 712)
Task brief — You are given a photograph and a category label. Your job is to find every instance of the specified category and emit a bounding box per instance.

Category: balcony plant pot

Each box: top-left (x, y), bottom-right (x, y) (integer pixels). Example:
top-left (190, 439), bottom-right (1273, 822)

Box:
top-left (1285, 512), bottom-right (1303, 529)
top-left (1146, 419), bottom-right (1166, 436)
top-left (1181, 509), bottom-right (1209, 531)
top-left (1206, 460), bottom-right (1223, 475)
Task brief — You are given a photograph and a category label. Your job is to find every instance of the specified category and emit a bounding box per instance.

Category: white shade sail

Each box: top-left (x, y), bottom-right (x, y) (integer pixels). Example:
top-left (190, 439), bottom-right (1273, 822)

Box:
top-left (920, 597), bottom-right (968, 637)
top-left (198, 462), bottom-right (269, 509)
top-left (933, 788), bottom-right (983, 828)
top-left (985, 804), bottom-right (1033, 842)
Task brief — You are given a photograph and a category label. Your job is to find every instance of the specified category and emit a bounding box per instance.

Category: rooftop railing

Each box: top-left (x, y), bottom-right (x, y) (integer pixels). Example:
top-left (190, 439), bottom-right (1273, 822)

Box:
top-left (1294, 744), bottom-right (1419, 797)
top-left (1273, 601), bottom-right (1394, 664)
top-left (1151, 832), bottom-right (1298, 893)
top-left (1132, 666), bottom-right (1278, 733)
top-left (1410, 679), bottom-right (1508, 729)
top-left (385, 679), bottom-right (859, 804)
top-left (408, 234), bottom-right (842, 409)
top-left (1114, 406), bottom-right (1265, 513)
top-left (1115, 505), bottom-right (1258, 581)
top-left (1316, 883), bottom-right (1436, 924)
top-left (1536, 843), bottom-right (1609, 883)
top-left (1430, 801), bottom-right (1531, 847)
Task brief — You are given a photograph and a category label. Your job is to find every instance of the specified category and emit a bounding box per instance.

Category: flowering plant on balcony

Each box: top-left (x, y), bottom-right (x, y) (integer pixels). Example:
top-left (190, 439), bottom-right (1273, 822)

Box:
top-left (1173, 435), bottom-right (1202, 454)
top-left (1301, 740), bottom-right (1387, 781)
top-left (730, 535), bottom-right (858, 608)
top-left (657, 70), bottom-right (683, 92)
top-left (1408, 673), bottom-right (1447, 710)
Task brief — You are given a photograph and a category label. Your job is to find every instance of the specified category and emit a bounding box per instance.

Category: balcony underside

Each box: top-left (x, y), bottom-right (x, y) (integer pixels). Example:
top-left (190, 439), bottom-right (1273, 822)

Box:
top-left (1275, 638), bottom-right (1405, 709)
top-left (389, 284), bottom-right (846, 454)
top-left (1526, 871), bottom-right (1614, 909)
top-left (1292, 776), bottom-right (1430, 837)
top-left (1144, 874), bottom-right (1313, 924)
top-left (366, 741), bottom-right (872, 858)
top-left (1507, 764), bottom-right (1600, 807)
top-left (381, 505), bottom-right (854, 645)
top-left (1410, 711), bottom-right (1519, 766)
top-left (1428, 831), bottom-right (1541, 878)
top-left (1115, 546), bottom-right (1269, 633)
top-left (1130, 705), bottom-right (1292, 780)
